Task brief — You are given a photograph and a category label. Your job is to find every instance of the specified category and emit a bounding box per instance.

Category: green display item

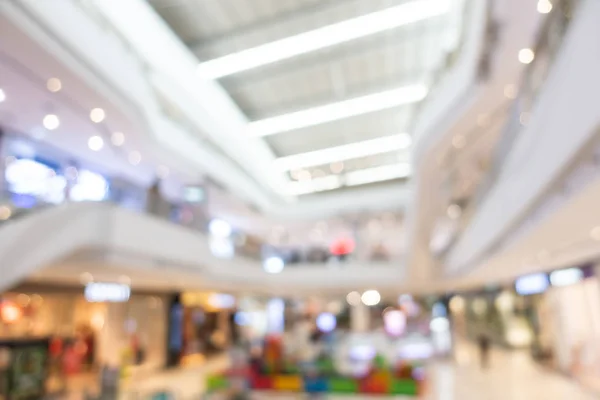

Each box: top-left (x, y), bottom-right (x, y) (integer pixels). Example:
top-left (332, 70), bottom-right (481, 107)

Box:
top-left (206, 375), bottom-right (229, 392)
top-left (316, 358), bottom-right (335, 375)
top-left (389, 379), bottom-right (418, 395)
top-left (284, 365), bottom-right (300, 374)
top-left (328, 377), bottom-right (358, 393)
top-left (374, 354), bottom-right (387, 370)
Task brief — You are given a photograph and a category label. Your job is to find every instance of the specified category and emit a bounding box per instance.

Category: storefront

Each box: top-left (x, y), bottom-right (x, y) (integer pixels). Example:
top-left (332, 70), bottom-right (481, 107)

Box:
top-left (170, 292), bottom-right (237, 366)
top-left (535, 266), bottom-right (600, 390)
top-left (455, 287), bottom-right (539, 350)
top-left (0, 283), bottom-right (169, 397)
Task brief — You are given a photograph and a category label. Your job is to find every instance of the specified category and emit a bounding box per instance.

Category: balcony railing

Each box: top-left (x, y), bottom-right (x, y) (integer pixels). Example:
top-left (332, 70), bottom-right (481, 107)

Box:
top-left (473, 0), bottom-right (580, 207)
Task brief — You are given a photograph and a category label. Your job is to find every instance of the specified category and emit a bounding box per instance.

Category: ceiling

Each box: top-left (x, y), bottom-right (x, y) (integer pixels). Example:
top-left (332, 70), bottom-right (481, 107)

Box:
top-left (1, 0), bottom-right (595, 297)
top-left (149, 0), bottom-right (465, 197)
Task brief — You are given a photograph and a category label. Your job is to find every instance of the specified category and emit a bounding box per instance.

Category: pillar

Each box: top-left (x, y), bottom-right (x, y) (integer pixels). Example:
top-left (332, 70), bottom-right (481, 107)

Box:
top-left (351, 303), bottom-right (370, 333)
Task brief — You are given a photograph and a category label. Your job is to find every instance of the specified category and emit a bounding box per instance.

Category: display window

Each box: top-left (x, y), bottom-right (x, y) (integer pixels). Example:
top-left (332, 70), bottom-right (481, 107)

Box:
top-left (176, 292), bottom-right (237, 366)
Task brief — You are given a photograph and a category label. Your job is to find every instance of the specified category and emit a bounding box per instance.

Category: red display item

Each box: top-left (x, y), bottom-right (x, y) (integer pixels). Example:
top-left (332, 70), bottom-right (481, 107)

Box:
top-left (250, 375), bottom-right (273, 390)
top-left (62, 346), bottom-right (83, 375)
top-left (329, 237), bottom-right (355, 256)
top-left (49, 337), bottom-right (63, 357)
top-left (359, 376), bottom-right (389, 394)
top-left (394, 362), bottom-right (413, 379)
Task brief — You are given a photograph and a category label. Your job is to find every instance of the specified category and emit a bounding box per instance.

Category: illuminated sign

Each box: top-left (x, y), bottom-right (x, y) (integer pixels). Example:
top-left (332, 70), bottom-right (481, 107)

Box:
top-left (550, 268), bottom-right (584, 287)
top-left (85, 283), bottom-right (130, 303)
top-left (207, 293), bottom-right (236, 309)
top-left (183, 186), bottom-right (206, 203)
top-left (515, 273), bottom-right (549, 295)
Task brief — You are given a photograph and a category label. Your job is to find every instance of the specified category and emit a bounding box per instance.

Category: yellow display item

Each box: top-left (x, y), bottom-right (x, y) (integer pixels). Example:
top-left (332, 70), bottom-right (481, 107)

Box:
top-left (273, 375), bottom-right (303, 392)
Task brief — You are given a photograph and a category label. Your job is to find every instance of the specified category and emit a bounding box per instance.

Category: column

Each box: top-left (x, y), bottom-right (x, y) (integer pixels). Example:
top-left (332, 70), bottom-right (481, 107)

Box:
top-left (350, 303), bottom-right (370, 333)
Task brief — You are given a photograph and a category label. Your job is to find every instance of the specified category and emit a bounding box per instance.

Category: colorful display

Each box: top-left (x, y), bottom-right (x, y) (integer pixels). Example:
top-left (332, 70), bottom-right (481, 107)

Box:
top-left (206, 336), bottom-right (425, 396)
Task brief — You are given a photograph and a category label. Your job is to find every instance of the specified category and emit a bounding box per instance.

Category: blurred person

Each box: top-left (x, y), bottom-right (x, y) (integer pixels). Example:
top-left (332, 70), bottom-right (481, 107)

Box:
top-left (294, 316), bottom-right (315, 365)
top-left (248, 346), bottom-right (264, 376)
top-left (477, 333), bottom-right (491, 369)
top-left (146, 178), bottom-right (171, 219)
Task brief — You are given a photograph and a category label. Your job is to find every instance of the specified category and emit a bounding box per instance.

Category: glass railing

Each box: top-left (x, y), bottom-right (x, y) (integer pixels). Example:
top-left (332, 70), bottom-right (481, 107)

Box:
top-left (430, 0), bottom-right (581, 261)
top-left (473, 0), bottom-right (580, 206)
top-left (0, 153), bottom-right (398, 268)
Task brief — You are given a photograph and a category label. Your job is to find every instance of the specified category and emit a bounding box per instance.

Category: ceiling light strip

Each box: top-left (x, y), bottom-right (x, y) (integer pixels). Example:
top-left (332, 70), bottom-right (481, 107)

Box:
top-left (282, 163), bottom-right (411, 196)
top-left (273, 134), bottom-right (412, 171)
top-left (248, 84), bottom-right (427, 137)
top-left (345, 163), bottom-right (411, 187)
top-left (197, 0), bottom-right (452, 79)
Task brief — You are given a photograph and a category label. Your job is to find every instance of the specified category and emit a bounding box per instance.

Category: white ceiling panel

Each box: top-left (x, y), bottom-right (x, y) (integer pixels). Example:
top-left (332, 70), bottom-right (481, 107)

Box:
top-left (149, 0), bottom-right (465, 196)
top-left (265, 106), bottom-right (415, 156)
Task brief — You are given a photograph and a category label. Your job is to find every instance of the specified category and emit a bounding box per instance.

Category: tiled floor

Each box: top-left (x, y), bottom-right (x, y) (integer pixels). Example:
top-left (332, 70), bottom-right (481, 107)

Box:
top-left (424, 343), bottom-right (597, 400)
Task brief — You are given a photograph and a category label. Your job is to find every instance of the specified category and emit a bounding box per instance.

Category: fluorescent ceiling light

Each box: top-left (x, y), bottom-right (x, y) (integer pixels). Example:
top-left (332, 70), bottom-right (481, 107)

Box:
top-left (345, 163), bottom-right (411, 186)
top-left (249, 84), bottom-right (427, 137)
top-left (281, 163), bottom-right (410, 196)
top-left (197, 0), bottom-right (451, 79)
top-left (274, 134), bottom-right (412, 171)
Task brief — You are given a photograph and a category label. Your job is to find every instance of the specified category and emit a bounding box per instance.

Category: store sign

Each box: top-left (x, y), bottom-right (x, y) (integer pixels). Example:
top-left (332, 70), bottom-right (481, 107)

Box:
top-left (183, 186), bottom-right (206, 203)
top-left (550, 268), bottom-right (584, 287)
top-left (515, 273), bottom-right (549, 295)
top-left (84, 283), bottom-right (130, 303)
top-left (207, 293), bottom-right (236, 309)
